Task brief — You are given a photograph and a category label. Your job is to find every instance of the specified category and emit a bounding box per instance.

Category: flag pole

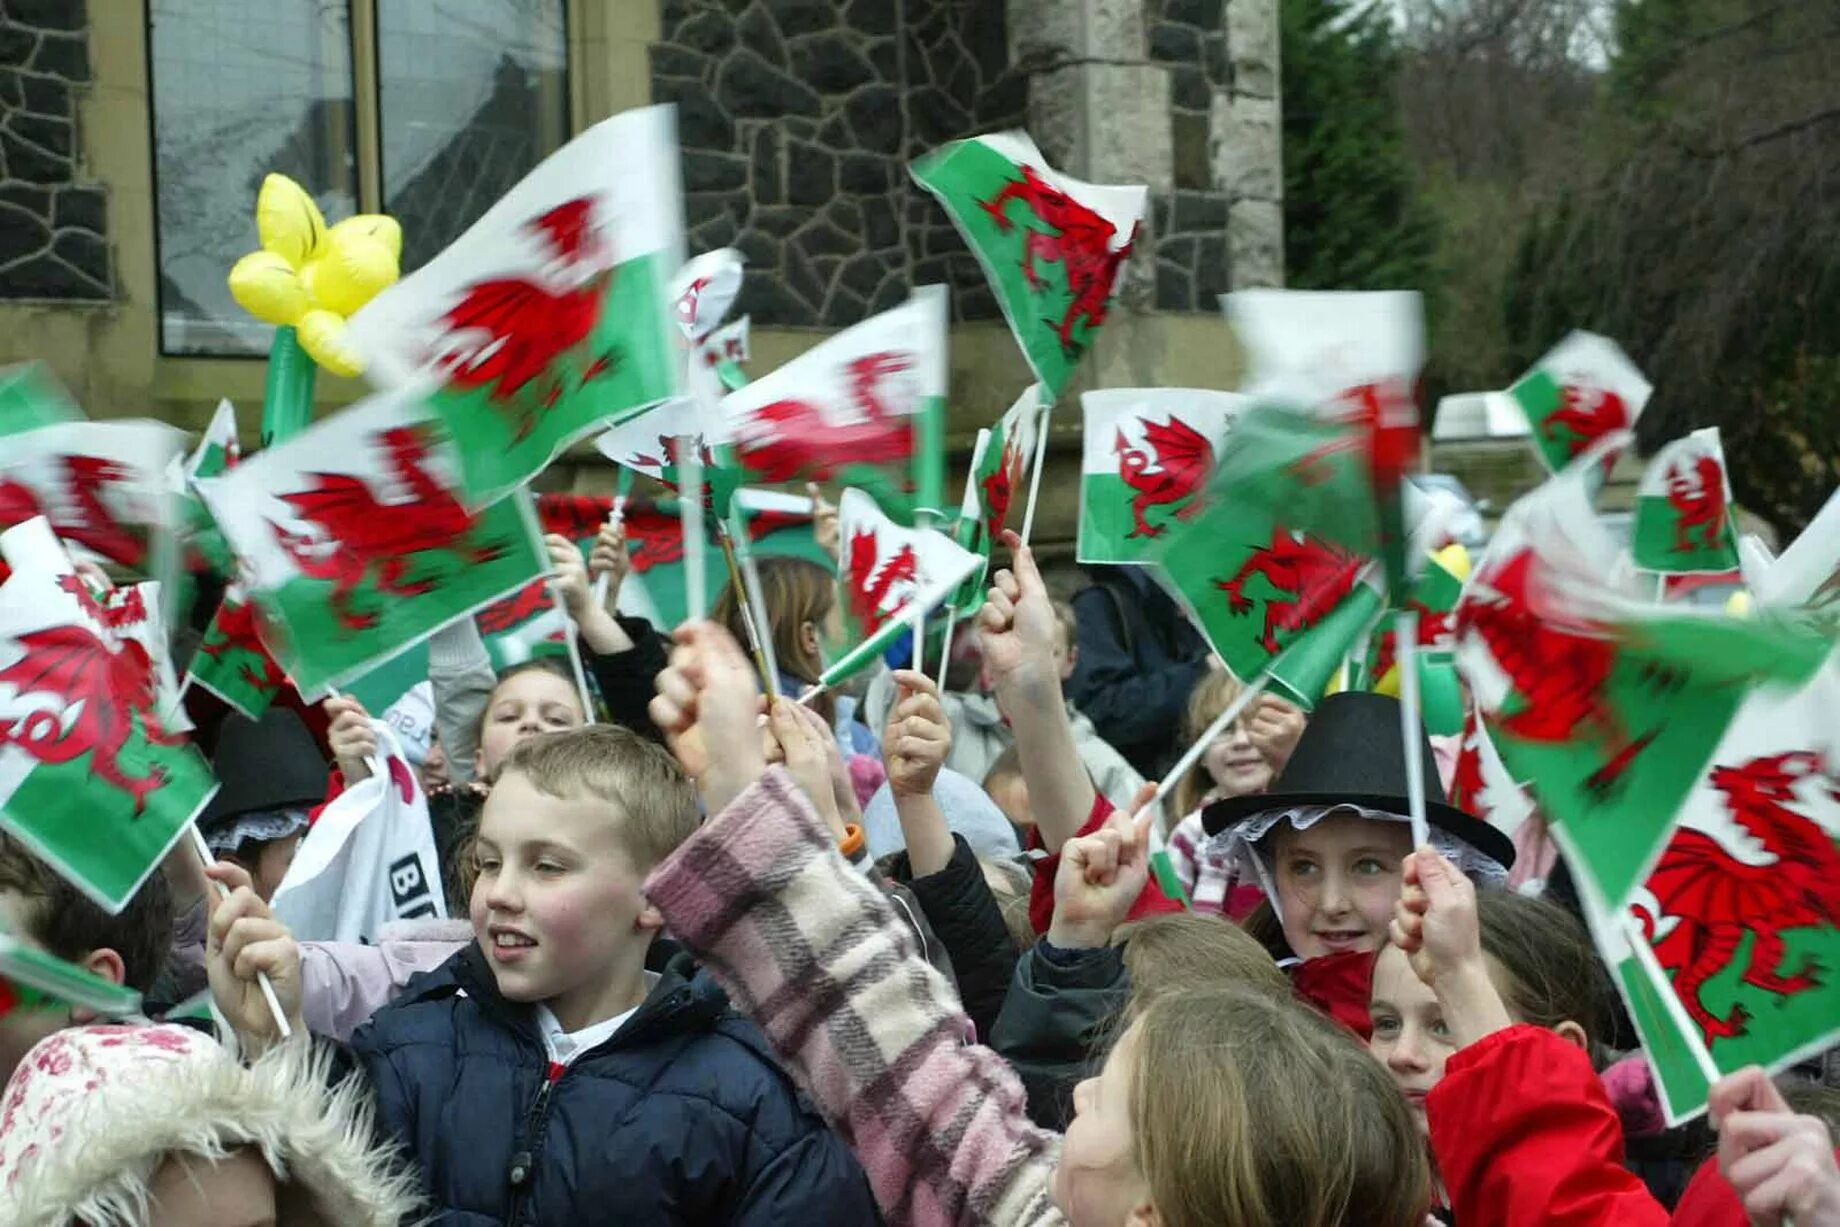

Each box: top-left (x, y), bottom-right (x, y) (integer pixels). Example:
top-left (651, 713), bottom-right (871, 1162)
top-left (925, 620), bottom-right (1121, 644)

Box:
top-left (589, 493), bottom-right (626, 612)
top-left (1396, 609), bottom-right (1431, 851)
top-left (733, 515), bottom-right (782, 700)
top-left (935, 611), bottom-right (956, 692)
top-left (186, 823), bottom-right (292, 1042)
top-left (1018, 397), bottom-right (1053, 548)
top-left (680, 449), bottom-right (706, 623)
top-left (553, 577), bottom-right (597, 723)
top-left (715, 515), bottom-right (778, 697)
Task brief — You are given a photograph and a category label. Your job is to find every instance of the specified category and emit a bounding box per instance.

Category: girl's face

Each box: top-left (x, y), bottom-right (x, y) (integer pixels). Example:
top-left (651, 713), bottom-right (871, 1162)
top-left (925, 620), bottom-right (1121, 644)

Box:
top-left (1055, 1024), bottom-right (1154, 1227)
top-left (1201, 717), bottom-right (1271, 799)
top-left (1271, 813), bottom-right (1411, 960)
top-left (1368, 944), bottom-right (1453, 1137)
top-left (475, 670), bottom-right (586, 782)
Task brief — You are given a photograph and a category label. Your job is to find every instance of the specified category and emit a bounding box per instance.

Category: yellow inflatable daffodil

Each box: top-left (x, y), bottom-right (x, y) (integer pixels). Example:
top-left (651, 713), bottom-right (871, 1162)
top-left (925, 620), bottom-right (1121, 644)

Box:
top-left (1433, 542), bottom-right (1471, 583)
top-left (227, 175), bottom-right (402, 378)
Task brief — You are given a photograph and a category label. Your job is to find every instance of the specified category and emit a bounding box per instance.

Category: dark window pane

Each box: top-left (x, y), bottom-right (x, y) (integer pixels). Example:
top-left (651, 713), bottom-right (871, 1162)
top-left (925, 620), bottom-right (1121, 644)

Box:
top-left (148, 0), bottom-right (357, 356)
top-left (377, 0), bottom-right (570, 272)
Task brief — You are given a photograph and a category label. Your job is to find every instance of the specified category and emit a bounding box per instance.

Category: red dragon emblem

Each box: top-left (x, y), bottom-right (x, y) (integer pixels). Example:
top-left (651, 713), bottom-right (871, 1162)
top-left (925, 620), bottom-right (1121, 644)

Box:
top-left (1665, 454), bottom-right (1729, 554)
top-left (197, 597), bottom-right (287, 695)
top-left (1634, 750), bottom-right (1840, 1043)
top-left (1284, 380), bottom-right (1419, 493)
top-left (1455, 548), bottom-right (1679, 799)
top-left (1448, 706), bottom-right (1488, 816)
top-left (1216, 530), bottom-right (1362, 655)
top-left (430, 196), bottom-right (620, 442)
top-left (1118, 415), bottom-right (1213, 539)
top-left (738, 352), bottom-right (916, 485)
top-left (846, 527), bottom-right (919, 637)
top-left (270, 425), bottom-right (508, 633)
top-left (0, 575), bottom-right (181, 813)
top-left (1542, 380), bottom-right (1630, 461)
top-left (622, 509), bottom-right (691, 574)
top-left (981, 435), bottom-right (1023, 539)
top-left (0, 458), bottom-right (147, 568)
top-left (475, 578), bottom-right (553, 637)
top-left (977, 164), bottom-right (1135, 359)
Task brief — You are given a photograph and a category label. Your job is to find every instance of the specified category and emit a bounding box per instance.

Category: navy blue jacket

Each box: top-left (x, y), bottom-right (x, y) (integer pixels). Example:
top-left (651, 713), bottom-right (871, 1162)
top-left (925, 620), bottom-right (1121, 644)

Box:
top-left (1067, 566), bottom-right (1210, 777)
top-left (350, 942), bottom-right (879, 1226)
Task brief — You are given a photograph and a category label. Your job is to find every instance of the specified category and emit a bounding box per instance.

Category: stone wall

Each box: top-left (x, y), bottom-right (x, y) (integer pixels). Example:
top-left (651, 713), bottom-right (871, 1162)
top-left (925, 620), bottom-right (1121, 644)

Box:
top-left (0, 0), bottom-right (110, 301)
top-left (651, 0), bottom-right (1281, 332)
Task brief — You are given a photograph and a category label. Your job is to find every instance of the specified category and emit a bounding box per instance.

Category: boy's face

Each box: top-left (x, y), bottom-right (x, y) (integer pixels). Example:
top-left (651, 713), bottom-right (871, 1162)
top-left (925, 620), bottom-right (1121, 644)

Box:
top-left (0, 889), bottom-right (117, 1085)
top-left (468, 770), bottom-right (661, 1031)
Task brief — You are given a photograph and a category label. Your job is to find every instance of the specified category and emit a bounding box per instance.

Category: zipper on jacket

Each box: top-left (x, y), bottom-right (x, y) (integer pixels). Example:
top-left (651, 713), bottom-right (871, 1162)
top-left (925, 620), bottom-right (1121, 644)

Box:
top-left (505, 1060), bottom-right (566, 1224)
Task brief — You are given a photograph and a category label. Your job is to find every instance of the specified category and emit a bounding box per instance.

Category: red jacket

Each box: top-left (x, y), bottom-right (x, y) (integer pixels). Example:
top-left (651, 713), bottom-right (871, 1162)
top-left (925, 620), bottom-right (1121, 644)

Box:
top-left (1429, 1025), bottom-right (1672, 1227)
top-left (1025, 791), bottom-right (1184, 935)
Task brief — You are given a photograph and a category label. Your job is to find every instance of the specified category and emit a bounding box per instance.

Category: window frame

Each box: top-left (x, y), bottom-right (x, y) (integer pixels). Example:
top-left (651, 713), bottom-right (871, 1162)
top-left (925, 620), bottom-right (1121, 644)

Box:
top-left (144, 0), bottom-right (584, 361)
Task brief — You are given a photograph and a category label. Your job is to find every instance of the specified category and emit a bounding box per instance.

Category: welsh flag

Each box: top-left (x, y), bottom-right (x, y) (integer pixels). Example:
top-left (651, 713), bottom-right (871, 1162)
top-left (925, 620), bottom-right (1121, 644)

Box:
top-left (1454, 441), bottom-right (1832, 915)
top-left (0, 931), bottom-right (142, 1020)
top-left (476, 577), bottom-right (569, 670)
top-left (1264, 574), bottom-right (1386, 709)
top-left (1077, 387), bottom-right (1246, 565)
top-left (185, 585), bottom-right (290, 720)
top-left (1358, 543), bottom-right (1468, 689)
top-left (195, 389), bottom-right (548, 700)
top-left (595, 390), bottom-right (742, 517)
top-left (1149, 403), bottom-right (1386, 689)
top-left (1611, 662), bottom-right (1840, 1123)
top-left (716, 286), bottom-right (947, 521)
top-left (969, 384), bottom-right (1047, 550)
top-left (0, 419), bottom-right (185, 570)
top-left (174, 399), bottom-right (241, 576)
top-left (821, 488), bottom-right (982, 689)
top-left (0, 521), bottom-right (217, 912)
top-left (697, 316), bottom-right (751, 391)
top-left (911, 132), bottom-right (1146, 399)
top-left (1633, 427), bottom-right (1739, 575)
top-left (0, 362), bottom-right (79, 436)
top-left (1505, 332), bottom-right (1652, 474)
top-left (1225, 289), bottom-right (1425, 597)
top-left (1448, 703), bottom-right (1538, 838)
top-left (351, 106), bottom-right (683, 504)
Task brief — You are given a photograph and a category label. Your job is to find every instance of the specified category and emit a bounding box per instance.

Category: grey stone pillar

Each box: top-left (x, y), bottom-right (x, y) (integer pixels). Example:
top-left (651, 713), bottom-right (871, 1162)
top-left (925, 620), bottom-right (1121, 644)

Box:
top-left (1216, 0), bottom-right (1284, 287)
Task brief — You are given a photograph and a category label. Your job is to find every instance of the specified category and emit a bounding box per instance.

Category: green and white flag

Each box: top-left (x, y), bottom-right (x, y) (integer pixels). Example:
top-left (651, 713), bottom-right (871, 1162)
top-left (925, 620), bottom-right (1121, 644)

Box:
top-left (1754, 486), bottom-right (1840, 612)
top-left (0, 931), bottom-right (142, 1020)
top-left (1149, 403), bottom-right (1387, 688)
top-left (1455, 438), bottom-right (1832, 916)
top-left (1078, 387), bottom-right (1246, 564)
top-left (911, 132), bottom-right (1146, 399)
top-left (0, 419), bottom-right (185, 571)
top-left (185, 585), bottom-right (291, 720)
top-left (822, 488), bottom-right (982, 689)
top-left (1610, 661), bottom-right (1840, 1124)
top-left (196, 389), bottom-right (548, 700)
top-left (476, 577), bottom-right (570, 671)
top-left (1265, 573), bottom-right (1386, 709)
top-left (1504, 332), bottom-right (1652, 474)
top-left (0, 520), bottom-right (216, 913)
top-left (695, 316), bottom-right (751, 391)
top-left (595, 389), bottom-right (742, 517)
top-left (351, 106), bottom-right (684, 504)
top-left (173, 399), bottom-right (241, 576)
top-left (1633, 428), bottom-right (1739, 576)
top-left (716, 286), bottom-right (948, 521)
top-left (0, 362), bottom-right (80, 437)
top-left (970, 383), bottom-right (1047, 550)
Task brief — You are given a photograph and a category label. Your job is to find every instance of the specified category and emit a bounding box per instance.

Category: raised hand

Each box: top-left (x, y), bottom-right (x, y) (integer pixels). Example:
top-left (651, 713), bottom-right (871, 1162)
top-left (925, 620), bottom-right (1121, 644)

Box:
top-left (1711, 1065), bottom-right (1840, 1226)
top-left (325, 694), bottom-right (376, 785)
top-left (1246, 693), bottom-right (1306, 775)
top-left (1047, 797), bottom-right (1155, 950)
top-left (976, 530), bottom-right (1059, 698)
top-left (546, 533), bottom-right (591, 619)
top-left (884, 669), bottom-right (951, 800)
top-left (204, 860), bottom-right (304, 1051)
top-left (769, 697), bottom-right (846, 841)
top-left (651, 621), bottom-right (767, 817)
top-left (587, 518), bottom-right (632, 610)
top-left (1391, 847), bottom-right (1512, 1046)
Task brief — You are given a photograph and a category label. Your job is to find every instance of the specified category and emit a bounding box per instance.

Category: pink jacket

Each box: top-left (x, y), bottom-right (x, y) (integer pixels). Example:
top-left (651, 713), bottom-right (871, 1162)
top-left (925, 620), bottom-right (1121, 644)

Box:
top-left (297, 918), bottom-right (471, 1040)
top-left (645, 768), bottom-right (1064, 1226)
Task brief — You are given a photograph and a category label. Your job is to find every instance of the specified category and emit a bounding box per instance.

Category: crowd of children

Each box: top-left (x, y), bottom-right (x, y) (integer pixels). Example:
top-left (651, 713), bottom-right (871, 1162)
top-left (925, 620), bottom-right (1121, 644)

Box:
top-left (2, 509), bottom-right (1838, 1227)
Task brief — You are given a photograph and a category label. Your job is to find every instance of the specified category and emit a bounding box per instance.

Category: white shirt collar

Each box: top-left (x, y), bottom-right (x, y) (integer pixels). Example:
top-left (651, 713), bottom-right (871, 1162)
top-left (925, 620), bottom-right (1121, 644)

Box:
top-left (536, 971), bottom-right (661, 1066)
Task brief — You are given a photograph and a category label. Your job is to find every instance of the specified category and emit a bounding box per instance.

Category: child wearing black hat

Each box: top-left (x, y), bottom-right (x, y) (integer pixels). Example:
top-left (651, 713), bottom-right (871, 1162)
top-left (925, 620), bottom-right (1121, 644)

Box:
top-left (196, 708), bottom-right (331, 903)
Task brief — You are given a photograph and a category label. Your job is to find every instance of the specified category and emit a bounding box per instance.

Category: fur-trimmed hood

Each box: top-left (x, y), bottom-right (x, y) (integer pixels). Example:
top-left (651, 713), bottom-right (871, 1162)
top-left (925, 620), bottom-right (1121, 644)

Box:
top-left (0, 1024), bottom-right (421, 1226)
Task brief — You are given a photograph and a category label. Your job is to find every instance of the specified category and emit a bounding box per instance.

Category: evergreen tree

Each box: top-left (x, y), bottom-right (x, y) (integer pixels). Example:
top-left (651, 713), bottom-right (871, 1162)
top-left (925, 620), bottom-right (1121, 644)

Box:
top-left (1280, 0), bottom-right (1437, 291)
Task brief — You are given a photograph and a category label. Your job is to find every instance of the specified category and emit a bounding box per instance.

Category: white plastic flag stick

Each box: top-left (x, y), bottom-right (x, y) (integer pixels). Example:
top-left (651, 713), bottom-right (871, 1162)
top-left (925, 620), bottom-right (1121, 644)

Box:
top-left (590, 498), bottom-right (625, 610)
top-left (1142, 670), bottom-right (1269, 819)
top-left (680, 449), bottom-right (706, 623)
top-left (1396, 609), bottom-right (1431, 851)
top-left (187, 823), bottom-right (292, 1041)
top-left (1019, 399), bottom-right (1053, 547)
top-left (556, 578), bottom-right (597, 722)
top-left (911, 509), bottom-right (936, 674)
top-left (935, 611), bottom-right (956, 692)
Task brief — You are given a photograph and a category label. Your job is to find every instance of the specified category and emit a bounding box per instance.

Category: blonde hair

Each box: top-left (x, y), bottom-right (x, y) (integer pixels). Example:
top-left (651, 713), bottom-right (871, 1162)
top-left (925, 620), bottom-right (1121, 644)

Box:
top-left (1114, 911), bottom-right (1288, 1014)
top-left (1173, 671), bottom-right (1246, 819)
top-left (978, 855), bottom-right (1036, 952)
top-left (1128, 985), bottom-right (1430, 1227)
top-left (498, 725), bottom-right (700, 871)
